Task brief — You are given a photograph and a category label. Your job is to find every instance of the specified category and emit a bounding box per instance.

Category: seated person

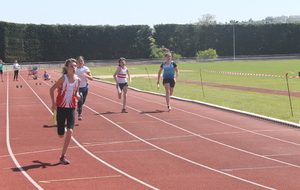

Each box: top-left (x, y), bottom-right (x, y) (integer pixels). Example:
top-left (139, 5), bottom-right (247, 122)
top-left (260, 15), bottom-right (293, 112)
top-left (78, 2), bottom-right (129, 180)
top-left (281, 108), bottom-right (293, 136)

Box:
top-left (43, 71), bottom-right (51, 80)
top-left (28, 65), bottom-right (38, 79)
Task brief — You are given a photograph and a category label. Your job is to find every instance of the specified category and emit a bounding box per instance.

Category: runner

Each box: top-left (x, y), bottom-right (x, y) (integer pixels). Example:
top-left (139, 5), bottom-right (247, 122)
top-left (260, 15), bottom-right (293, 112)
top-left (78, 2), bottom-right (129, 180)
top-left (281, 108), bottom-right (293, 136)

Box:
top-left (157, 52), bottom-right (179, 111)
top-left (50, 58), bottom-right (81, 164)
top-left (113, 57), bottom-right (131, 113)
top-left (75, 56), bottom-right (93, 120)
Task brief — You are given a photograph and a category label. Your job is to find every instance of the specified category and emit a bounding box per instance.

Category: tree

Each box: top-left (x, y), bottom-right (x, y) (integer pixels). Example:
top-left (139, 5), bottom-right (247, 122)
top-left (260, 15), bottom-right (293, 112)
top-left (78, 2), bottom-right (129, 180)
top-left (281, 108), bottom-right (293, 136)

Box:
top-left (196, 48), bottom-right (218, 59)
top-left (196, 14), bottom-right (217, 25)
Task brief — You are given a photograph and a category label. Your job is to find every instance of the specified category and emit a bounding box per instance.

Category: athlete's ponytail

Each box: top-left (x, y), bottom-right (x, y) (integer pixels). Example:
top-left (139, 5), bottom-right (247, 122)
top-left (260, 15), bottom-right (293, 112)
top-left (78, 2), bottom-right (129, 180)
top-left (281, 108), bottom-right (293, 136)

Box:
top-left (62, 58), bottom-right (77, 74)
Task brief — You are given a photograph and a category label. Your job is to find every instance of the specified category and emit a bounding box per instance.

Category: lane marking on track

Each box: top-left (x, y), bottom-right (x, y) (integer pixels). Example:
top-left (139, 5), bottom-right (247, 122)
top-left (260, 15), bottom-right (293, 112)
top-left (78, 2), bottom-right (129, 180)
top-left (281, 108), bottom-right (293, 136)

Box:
top-left (0, 135), bottom-right (194, 158)
top-left (94, 149), bottom-right (157, 154)
top-left (83, 95), bottom-right (276, 190)
top-left (89, 90), bottom-right (300, 168)
top-left (82, 139), bottom-right (141, 145)
top-left (116, 120), bottom-right (158, 124)
top-left (221, 165), bottom-right (291, 172)
top-left (264, 153), bottom-right (300, 157)
top-left (39, 175), bottom-right (122, 183)
top-left (81, 135), bottom-right (194, 145)
top-left (6, 73), bottom-right (44, 190)
top-left (128, 90), bottom-right (300, 148)
top-left (24, 73), bottom-right (160, 190)
top-left (14, 72), bottom-right (289, 189)
top-left (70, 136), bottom-right (160, 190)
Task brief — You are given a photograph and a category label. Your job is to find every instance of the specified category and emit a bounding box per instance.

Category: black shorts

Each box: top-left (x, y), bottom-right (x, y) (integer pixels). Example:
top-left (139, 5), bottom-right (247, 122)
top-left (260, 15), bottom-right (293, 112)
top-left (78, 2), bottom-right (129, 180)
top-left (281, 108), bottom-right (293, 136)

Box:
top-left (163, 78), bottom-right (175, 88)
top-left (57, 107), bottom-right (75, 135)
top-left (119, 82), bottom-right (128, 90)
top-left (0, 70), bottom-right (2, 74)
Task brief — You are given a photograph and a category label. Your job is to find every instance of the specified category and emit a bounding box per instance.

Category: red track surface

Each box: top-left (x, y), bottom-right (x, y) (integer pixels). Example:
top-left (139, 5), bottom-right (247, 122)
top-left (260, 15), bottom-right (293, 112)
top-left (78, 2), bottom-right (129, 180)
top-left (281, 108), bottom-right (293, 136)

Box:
top-left (1, 69), bottom-right (300, 190)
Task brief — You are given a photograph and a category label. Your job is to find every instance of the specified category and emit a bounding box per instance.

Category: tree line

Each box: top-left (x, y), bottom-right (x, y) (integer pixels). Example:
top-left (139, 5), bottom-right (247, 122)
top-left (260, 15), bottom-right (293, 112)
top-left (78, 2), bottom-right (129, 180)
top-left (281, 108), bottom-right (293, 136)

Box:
top-left (0, 21), bottom-right (300, 62)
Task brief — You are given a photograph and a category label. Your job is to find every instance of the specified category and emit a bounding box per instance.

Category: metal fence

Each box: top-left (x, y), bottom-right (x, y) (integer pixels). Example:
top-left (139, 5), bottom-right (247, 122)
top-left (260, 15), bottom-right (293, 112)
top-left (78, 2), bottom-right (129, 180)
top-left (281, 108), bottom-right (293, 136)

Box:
top-left (3, 54), bottom-right (300, 71)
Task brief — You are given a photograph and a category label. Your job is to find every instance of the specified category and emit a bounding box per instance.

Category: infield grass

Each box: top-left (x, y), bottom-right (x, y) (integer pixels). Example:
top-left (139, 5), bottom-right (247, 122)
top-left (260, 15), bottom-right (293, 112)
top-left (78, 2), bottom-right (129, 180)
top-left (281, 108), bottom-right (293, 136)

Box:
top-left (90, 60), bottom-right (300, 123)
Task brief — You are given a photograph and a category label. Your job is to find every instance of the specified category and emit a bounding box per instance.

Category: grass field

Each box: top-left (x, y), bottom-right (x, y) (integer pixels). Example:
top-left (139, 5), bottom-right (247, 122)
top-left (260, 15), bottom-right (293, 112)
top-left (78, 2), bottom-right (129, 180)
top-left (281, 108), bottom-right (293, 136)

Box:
top-left (90, 60), bottom-right (300, 123)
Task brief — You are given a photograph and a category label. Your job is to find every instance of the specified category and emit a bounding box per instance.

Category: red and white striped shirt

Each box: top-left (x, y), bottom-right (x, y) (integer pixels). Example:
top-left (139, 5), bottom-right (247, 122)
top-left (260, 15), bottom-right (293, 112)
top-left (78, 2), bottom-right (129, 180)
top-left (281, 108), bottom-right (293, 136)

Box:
top-left (117, 67), bottom-right (128, 83)
top-left (56, 75), bottom-right (79, 108)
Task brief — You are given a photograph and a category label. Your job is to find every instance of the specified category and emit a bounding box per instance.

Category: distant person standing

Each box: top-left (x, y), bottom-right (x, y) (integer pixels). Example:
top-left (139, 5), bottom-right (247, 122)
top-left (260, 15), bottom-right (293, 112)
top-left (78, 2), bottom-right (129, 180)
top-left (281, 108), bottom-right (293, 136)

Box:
top-left (113, 57), bottom-right (131, 113)
top-left (13, 60), bottom-right (20, 81)
top-left (0, 59), bottom-right (4, 82)
top-left (75, 56), bottom-right (93, 120)
top-left (157, 52), bottom-right (179, 112)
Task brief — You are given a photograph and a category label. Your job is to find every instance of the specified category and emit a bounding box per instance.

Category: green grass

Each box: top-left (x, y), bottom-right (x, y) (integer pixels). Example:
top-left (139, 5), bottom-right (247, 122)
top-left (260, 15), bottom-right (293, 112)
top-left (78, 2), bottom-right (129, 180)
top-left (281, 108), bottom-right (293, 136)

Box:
top-left (91, 60), bottom-right (300, 123)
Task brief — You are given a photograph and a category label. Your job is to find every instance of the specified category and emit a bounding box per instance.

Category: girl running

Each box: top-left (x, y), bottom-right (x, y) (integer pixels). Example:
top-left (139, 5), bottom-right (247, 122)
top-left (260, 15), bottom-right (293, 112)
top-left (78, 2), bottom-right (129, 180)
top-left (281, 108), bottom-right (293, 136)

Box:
top-left (113, 57), bottom-right (131, 113)
top-left (157, 52), bottom-right (179, 111)
top-left (50, 58), bottom-right (81, 164)
top-left (75, 56), bottom-right (93, 120)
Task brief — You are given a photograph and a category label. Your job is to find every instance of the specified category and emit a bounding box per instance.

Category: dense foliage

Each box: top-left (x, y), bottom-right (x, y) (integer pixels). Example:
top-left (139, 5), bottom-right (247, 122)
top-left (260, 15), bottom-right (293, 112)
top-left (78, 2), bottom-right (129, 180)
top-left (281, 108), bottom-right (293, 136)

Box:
top-left (0, 21), bottom-right (300, 62)
top-left (0, 22), bottom-right (152, 62)
top-left (153, 24), bottom-right (300, 57)
top-left (196, 48), bottom-right (218, 59)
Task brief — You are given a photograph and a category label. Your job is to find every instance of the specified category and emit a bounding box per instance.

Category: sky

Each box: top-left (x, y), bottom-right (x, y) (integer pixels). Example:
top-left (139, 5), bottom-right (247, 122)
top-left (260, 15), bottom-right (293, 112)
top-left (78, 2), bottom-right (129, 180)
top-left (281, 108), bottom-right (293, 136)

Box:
top-left (1, 0), bottom-right (300, 27)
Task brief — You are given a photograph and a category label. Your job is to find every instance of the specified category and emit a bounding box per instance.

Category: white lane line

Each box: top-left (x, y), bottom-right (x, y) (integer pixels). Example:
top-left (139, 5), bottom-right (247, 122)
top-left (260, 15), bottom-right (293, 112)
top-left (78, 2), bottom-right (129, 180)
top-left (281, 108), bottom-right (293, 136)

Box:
top-left (14, 73), bottom-right (280, 189)
top-left (22, 74), bottom-right (160, 190)
top-left (94, 149), bottom-right (158, 154)
top-left (87, 93), bottom-right (275, 190)
top-left (0, 135), bottom-right (194, 158)
top-left (264, 153), bottom-right (300, 157)
top-left (96, 81), bottom-right (300, 147)
top-left (70, 136), bottom-right (159, 190)
top-left (221, 165), bottom-right (291, 172)
top-left (6, 73), bottom-right (44, 190)
top-left (130, 92), bottom-right (300, 146)
top-left (89, 89), bottom-right (300, 168)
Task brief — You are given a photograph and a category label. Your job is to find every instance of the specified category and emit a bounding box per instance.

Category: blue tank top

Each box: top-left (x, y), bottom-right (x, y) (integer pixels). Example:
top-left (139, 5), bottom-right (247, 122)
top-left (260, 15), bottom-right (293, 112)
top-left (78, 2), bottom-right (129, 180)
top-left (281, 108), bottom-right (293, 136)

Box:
top-left (160, 62), bottom-right (177, 79)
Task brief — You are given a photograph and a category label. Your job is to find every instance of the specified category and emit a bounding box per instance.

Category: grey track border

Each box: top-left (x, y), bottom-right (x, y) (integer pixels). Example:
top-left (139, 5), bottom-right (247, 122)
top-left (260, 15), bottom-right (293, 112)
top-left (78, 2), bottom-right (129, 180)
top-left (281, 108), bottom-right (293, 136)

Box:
top-left (93, 77), bottom-right (300, 129)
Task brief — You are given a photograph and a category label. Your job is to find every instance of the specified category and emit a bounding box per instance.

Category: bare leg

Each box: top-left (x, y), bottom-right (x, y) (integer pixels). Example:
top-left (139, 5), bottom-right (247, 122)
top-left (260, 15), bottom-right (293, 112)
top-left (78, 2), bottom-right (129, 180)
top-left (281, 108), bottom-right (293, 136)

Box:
top-left (61, 129), bottom-right (73, 156)
top-left (164, 83), bottom-right (171, 108)
top-left (122, 86), bottom-right (128, 109)
top-left (170, 87), bottom-right (174, 96)
top-left (118, 91), bottom-right (122, 99)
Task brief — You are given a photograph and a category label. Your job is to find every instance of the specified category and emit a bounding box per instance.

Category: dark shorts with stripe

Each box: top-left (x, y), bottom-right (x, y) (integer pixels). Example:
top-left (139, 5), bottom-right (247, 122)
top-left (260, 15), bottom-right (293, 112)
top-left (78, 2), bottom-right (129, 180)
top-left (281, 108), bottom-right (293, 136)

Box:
top-left (57, 107), bottom-right (75, 135)
top-left (163, 78), bottom-right (175, 88)
top-left (118, 82), bottom-right (128, 90)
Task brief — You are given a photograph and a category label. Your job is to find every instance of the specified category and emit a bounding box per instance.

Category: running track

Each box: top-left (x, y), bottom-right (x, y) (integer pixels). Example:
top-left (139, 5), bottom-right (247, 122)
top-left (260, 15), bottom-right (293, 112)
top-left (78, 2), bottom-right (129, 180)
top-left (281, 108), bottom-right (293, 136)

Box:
top-left (1, 69), bottom-right (300, 190)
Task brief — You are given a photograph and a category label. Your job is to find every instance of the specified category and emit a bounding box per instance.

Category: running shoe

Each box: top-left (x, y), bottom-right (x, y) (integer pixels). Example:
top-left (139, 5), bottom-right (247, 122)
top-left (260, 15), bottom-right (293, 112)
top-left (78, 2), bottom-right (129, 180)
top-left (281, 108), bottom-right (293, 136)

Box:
top-left (121, 108), bottom-right (128, 113)
top-left (167, 106), bottom-right (171, 111)
top-left (60, 155), bottom-right (70, 165)
top-left (78, 114), bottom-right (82, 120)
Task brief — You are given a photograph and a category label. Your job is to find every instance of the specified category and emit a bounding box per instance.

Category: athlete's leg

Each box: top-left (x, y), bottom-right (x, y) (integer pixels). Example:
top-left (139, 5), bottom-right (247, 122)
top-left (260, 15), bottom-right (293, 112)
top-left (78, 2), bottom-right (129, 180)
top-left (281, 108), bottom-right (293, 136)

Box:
top-left (122, 86), bottom-right (128, 109)
top-left (164, 83), bottom-right (171, 107)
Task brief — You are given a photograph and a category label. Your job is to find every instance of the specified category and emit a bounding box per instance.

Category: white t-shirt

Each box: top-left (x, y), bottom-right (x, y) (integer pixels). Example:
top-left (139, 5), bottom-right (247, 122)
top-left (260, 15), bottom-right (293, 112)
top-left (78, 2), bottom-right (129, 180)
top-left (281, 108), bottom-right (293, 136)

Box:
top-left (13, 63), bottom-right (19, 71)
top-left (75, 66), bottom-right (90, 88)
